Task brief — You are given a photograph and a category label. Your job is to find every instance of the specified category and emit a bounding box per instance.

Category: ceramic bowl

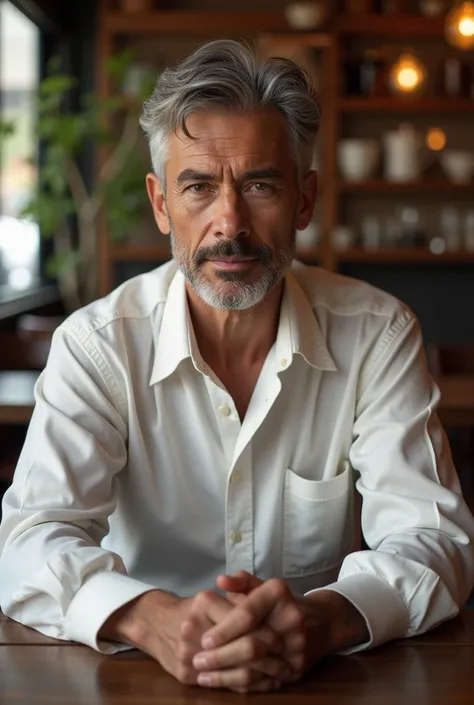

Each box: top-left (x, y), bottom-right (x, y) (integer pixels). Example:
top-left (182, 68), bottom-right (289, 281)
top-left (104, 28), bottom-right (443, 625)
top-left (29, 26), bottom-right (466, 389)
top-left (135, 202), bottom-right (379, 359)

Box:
top-left (338, 139), bottom-right (380, 182)
top-left (440, 150), bottom-right (474, 184)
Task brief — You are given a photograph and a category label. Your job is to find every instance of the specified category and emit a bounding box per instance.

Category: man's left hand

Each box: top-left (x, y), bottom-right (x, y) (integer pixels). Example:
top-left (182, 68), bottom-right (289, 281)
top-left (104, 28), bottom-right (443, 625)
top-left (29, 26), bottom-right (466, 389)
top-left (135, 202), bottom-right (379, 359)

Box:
top-left (191, 571), bottom-right (369, 688)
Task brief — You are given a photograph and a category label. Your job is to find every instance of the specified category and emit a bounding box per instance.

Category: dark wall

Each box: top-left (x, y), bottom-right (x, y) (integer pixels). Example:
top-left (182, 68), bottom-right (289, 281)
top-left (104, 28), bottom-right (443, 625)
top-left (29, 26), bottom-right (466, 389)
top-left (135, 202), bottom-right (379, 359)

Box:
top-left (342, 264), bottom-right (474, 346)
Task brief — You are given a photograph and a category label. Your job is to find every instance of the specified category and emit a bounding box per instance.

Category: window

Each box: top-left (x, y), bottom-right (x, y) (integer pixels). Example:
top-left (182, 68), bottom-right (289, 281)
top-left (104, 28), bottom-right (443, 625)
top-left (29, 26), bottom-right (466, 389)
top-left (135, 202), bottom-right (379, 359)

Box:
top-left (0, 0), bottom-right (40, 294)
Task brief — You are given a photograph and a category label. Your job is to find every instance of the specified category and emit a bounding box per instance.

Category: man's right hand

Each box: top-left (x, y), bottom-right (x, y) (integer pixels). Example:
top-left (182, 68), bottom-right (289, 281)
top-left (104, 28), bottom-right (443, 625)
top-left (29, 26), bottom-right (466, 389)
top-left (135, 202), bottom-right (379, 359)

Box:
top-left (99, 589), bottom-right (290, 693)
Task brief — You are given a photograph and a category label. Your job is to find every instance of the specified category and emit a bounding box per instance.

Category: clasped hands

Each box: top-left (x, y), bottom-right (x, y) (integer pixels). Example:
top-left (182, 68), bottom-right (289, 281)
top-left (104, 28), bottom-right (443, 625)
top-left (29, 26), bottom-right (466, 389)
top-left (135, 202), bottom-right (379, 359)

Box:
top-left (104, 570), bottom-right (366, 694)
top-left (105, 571), bottom-right (358, 693)
top-left (185, 571), bottom-right (315, 693)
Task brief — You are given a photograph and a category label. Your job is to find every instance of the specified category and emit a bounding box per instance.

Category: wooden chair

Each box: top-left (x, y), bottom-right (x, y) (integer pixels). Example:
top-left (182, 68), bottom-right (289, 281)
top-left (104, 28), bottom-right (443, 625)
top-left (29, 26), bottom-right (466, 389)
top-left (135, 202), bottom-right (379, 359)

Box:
top-left (0, 332), bottom-right (51, 371)
top-left (0, 331), bottom-right (51, 482)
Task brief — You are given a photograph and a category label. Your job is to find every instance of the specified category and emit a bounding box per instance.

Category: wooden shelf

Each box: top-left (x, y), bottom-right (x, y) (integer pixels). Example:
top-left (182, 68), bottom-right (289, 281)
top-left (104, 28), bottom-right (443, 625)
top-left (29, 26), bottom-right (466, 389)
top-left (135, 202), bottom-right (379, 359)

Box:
top-left (110, 244), bottom-right (171, 262)
top-left (104, 10), bottom-right (289, 35)
top-left (338, 97), bottom-right (474, 113)
top-left (338, 180), bottom-right (474, 194)
top-left (334, 14), bottom-right (444, 36)
top-left (336, 249), bottom-right (474, 264)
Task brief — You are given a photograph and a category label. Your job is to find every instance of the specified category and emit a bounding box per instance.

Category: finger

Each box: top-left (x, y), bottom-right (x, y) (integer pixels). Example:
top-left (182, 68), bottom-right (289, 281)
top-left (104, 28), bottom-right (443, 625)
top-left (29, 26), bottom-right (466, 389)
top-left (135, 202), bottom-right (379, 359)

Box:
top-left (226, 593), bottom-right (246, 606)
top-left (197, 667), bottom-right (271, 690)
top-left (191, 590), bottom-right (234, 627)
top-left (193, 633), bottom-right (286, 673)
top-left (254, 624), bottom-right (283, 655)
top-left (216, 571), bottom-right (263, 595)
top-left (202, 579), bottom-right (292, 649)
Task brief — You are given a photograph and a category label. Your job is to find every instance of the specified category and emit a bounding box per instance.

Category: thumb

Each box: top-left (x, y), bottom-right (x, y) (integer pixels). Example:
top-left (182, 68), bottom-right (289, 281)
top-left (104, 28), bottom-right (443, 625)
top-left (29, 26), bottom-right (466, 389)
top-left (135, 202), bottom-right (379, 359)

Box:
top-left (217, 570), bottom-right (263, 595)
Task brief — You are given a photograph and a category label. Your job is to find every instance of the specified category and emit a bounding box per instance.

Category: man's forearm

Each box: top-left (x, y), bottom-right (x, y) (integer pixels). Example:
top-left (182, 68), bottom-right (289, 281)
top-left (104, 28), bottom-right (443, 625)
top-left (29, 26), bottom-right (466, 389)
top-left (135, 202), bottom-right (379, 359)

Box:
top-left (305, 590), bottom-right (369, 654)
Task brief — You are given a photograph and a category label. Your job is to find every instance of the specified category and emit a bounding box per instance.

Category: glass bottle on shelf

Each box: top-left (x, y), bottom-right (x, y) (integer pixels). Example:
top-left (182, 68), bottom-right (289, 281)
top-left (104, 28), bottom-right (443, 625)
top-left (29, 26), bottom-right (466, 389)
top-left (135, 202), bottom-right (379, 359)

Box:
top-left (396, 205), bottom-right (424, 248)
top-left (360, 215), bottom-right (382, 251)
top-left (437, 58), bottom-right (471, 98)
top-left (360, 49), bottom-right (388, 96)
top-left (464, 211), bottom-right (474, 251)
top-left (440, 206), bottom-right (462, 251)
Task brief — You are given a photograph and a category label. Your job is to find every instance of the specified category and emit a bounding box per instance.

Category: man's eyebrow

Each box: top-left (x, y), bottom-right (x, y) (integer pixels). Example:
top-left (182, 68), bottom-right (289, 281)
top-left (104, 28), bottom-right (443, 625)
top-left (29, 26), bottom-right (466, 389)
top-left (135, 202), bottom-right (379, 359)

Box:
top-left (243, 168), bottom-right (283, 180)
top-left (176, 167), bottom-right (284, 185)
top-left (176, 169), bottom-right (216, 185)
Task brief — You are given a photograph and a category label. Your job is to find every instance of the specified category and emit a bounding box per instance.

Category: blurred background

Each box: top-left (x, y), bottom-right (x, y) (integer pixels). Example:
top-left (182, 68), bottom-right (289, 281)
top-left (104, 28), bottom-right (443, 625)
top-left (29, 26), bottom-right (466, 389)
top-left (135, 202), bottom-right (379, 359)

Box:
top-left (0, 0), bottom-right (474, 520)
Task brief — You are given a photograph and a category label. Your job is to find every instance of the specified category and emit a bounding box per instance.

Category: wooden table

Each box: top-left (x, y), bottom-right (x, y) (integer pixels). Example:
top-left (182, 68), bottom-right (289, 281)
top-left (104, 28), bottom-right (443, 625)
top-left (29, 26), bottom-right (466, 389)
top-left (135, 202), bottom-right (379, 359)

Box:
top-left (1, 611), bottom-right (474, 704)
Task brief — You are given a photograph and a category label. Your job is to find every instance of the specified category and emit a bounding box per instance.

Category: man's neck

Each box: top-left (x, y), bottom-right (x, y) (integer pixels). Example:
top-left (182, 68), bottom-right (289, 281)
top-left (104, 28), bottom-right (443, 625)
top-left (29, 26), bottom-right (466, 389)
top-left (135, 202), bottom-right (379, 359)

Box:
top-left (186, 280), bottom-right (284, 374)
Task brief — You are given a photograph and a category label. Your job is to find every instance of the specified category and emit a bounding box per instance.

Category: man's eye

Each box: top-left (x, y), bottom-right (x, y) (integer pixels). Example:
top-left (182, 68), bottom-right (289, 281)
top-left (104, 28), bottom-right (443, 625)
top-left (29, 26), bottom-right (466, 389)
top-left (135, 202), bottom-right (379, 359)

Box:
top-left (188, 183), bottom-right (208, 193)
top-left (249, 182), bottom-right (273, 192)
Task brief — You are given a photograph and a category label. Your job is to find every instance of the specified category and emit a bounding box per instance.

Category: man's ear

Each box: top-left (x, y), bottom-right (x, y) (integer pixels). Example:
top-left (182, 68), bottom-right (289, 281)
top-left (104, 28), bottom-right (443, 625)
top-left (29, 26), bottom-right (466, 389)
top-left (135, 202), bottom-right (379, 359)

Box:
top-left (146, 172), bottom-right (171, 234)
top-left (295, 170), bottom-right (318, 232)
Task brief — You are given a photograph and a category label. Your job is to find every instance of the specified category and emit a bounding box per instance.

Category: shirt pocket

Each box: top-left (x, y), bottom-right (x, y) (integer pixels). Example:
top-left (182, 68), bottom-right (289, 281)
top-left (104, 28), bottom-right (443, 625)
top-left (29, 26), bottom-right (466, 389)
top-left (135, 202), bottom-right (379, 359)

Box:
top-left (282, 461), bottom-right (353, 578)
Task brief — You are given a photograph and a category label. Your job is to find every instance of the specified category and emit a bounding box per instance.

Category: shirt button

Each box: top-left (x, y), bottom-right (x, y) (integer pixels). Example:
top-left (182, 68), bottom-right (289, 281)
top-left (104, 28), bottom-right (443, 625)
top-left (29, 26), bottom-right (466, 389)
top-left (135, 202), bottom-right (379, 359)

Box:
top-left (230, 531), bottom-right (242, 544)
top-left (280, 358), bottom-right (287, 367)
top-left (230, 472), bottom-right (241, 485)
top-left (218, 404), bottom-right (231, 417)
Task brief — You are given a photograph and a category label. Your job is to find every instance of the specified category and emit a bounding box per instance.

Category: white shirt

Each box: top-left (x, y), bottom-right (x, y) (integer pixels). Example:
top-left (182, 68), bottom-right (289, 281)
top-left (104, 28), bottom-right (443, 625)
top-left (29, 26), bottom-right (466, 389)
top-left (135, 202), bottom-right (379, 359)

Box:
top-left (1, 260), bottom-right (473, 655)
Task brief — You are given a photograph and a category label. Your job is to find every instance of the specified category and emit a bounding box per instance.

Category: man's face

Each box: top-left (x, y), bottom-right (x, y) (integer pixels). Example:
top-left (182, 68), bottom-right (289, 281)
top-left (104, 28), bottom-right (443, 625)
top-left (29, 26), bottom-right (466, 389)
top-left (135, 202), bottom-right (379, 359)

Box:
top-left (147, 107), bottom-right (317, 310)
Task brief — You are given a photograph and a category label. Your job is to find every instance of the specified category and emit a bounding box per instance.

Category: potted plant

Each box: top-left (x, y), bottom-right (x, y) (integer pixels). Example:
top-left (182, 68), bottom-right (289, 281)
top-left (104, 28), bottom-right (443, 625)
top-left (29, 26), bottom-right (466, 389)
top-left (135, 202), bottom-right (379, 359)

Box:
top-left (0, 50), bottom-right (154, 315)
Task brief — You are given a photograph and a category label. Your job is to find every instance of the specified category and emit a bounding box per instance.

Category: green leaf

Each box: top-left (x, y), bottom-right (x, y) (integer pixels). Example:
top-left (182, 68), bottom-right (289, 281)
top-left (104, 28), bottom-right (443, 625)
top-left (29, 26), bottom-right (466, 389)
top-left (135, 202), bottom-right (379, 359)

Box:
top-left (22, 193), bottom-right (75, 236)
top-left (0, 120), bottom-right (15, 141)
top-left (45, 250), bottom-right (83, 278)
top-left (106, 48), bottom-right (136, 84)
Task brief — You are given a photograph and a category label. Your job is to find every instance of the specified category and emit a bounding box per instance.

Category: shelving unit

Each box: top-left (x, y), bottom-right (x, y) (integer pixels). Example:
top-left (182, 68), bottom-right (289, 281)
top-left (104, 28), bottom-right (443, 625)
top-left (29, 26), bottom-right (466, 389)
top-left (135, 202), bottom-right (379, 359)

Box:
top-left (337, 180), bottom-right (474, 194)
top-left (334, 14), bottom-right (445, 36)
top-left (96, 3), bottom-right (474, 296)
top-left (336, 248), bottom-right (474, 264)
top-left (338, 97), bottom-right (474, 113)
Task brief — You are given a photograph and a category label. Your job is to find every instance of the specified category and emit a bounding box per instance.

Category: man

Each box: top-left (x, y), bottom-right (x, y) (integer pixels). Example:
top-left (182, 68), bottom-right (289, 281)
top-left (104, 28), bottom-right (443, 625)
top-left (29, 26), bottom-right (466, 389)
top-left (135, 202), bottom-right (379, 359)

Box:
top-left (0, 40), bottom-right (473, 694)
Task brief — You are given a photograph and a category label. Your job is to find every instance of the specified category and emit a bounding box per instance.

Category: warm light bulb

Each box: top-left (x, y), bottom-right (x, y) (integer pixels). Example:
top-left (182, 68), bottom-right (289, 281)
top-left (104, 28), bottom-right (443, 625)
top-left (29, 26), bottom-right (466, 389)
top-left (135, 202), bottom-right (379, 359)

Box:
top-left (459, 17), bottom-right (474, 35)
top-left (445, 1), bottom-right (474, 49)
top-left (426, 127), bottom-right (447, 151)
top-left (398, 68), bottom-right (419, 90)
top-left (390, 52), bottom-right (427, 94)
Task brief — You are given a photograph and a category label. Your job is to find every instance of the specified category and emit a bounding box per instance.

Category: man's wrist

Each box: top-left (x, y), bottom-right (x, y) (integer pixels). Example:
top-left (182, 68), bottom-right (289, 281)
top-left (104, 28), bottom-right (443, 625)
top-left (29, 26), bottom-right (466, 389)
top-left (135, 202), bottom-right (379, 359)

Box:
top-left (305, 589), bottom-right (369, 655)
top-left (99, 589), bottom-right (180, 645)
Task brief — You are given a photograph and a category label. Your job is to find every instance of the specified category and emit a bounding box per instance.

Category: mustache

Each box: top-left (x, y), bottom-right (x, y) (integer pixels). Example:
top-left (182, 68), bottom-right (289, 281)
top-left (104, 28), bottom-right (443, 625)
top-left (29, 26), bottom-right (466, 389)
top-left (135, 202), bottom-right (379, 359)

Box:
top-left (194, 240), bottom-right (272, 267)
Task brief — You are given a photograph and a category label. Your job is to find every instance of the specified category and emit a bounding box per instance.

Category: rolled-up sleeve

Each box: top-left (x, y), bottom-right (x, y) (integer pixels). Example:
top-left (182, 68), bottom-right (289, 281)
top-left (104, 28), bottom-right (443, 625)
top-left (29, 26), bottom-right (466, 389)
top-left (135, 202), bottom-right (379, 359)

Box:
top-left (309, 311), bottom-right (474, 651)
top-left (0, 324), bottom-right (155, 652)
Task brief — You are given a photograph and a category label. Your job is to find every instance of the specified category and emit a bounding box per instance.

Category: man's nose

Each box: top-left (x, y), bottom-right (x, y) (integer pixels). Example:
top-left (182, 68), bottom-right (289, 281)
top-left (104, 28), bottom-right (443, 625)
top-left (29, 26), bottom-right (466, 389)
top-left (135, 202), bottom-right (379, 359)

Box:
top-left (211, 188), bottom-right (250, 240)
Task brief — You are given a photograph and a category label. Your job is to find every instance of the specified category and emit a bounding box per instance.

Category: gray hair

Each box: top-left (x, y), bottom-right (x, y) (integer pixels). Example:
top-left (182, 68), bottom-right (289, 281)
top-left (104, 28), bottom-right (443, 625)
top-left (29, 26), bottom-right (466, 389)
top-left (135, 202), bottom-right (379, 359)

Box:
top-left (139, 39), bottom-right (320, 184)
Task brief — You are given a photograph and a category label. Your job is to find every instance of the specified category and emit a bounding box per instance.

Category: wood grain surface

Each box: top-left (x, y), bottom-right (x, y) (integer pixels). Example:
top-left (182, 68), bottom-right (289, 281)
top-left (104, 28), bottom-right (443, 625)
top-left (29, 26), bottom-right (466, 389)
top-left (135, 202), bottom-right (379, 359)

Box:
top-left (0, 612), bottom-right (473, 705)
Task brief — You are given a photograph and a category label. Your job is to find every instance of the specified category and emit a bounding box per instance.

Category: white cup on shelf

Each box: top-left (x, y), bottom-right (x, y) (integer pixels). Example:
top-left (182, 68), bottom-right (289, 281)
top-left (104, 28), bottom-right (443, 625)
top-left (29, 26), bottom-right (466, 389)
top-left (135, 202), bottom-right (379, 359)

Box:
top-left (332, 225), bottom-right (356, 251)
top-left (440, 150), bottom-right (474, 184)
top-left (338, 139), bottom-right (380, 182)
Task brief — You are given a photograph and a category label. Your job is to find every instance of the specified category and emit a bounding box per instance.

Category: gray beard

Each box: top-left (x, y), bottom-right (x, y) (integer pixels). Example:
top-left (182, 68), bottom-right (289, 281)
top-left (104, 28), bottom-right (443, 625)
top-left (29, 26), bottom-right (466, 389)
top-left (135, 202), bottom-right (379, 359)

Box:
top-left (170, 229), bottom-right (295, 311)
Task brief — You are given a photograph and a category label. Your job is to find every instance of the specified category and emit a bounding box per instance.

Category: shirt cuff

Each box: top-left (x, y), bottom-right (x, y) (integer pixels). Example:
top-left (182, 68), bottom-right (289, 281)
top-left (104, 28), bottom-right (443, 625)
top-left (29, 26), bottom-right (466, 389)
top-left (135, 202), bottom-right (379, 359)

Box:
top-left (65, 571), bottom-right (157, 653)
top-left (305, 572), bottom-right (410, 654)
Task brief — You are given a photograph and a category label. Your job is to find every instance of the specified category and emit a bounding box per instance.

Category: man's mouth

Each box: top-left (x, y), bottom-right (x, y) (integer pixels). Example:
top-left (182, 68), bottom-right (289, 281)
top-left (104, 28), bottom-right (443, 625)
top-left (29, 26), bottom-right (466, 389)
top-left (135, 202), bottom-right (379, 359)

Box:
top-left (206, 256), bottom-right (257, 270)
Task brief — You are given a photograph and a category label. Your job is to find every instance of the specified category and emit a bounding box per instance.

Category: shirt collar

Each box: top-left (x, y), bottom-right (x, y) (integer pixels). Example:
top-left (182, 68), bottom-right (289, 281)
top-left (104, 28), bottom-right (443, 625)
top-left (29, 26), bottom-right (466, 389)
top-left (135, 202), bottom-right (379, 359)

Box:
top-left (275, 271), bottom-right (337, 373)
top-left (150, 267), bottom-right (337, 386)
top-left (149, 269), bottom-right (204, 386)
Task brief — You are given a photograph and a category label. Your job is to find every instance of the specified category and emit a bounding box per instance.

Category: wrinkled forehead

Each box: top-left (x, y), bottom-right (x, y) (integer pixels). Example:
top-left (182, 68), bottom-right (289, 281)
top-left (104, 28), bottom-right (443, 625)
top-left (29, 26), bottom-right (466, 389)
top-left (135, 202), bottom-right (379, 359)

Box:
top-left (167, 107), bottom-right (295, 178)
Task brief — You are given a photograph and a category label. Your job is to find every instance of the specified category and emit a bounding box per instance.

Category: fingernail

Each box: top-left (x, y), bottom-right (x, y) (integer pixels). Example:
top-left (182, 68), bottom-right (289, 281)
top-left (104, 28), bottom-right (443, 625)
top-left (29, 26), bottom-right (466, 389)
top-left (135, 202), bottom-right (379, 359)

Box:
top-left (202, 636), bottom-right (215, 650)
top-left (198, 674), bottom-right (212, 687)
top-left (193, 655), bottom-right (208, 669)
